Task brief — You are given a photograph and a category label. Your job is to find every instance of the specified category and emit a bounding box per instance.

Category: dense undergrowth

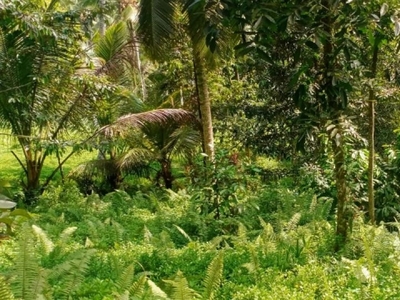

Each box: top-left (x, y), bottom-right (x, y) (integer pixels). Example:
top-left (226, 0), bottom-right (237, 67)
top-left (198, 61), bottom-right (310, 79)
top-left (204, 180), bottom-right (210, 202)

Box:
top-left (1, 173), bottom-right (400, 299)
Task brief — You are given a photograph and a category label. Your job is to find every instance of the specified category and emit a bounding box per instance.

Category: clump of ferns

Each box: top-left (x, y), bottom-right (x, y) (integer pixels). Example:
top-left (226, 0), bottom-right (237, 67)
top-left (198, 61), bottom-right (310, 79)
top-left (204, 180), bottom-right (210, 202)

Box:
top-left (3, 224), bottom-right (96, 299)
top-left (160, 251), bottom-right (225, 300)
top-left (111, 250), bottom-right (224, 300)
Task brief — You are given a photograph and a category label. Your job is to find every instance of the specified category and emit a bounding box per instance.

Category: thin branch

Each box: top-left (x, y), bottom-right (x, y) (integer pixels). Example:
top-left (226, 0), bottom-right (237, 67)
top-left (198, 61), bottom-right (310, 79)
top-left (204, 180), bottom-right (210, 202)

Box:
top-left (42, 127), bottom-right (104, 189)
top-left (11, 151), bottom-right (27, 175)
top-left (51, 85), bottom-right (88, 140)
top-left (0, 83), bottom-right (31, 93)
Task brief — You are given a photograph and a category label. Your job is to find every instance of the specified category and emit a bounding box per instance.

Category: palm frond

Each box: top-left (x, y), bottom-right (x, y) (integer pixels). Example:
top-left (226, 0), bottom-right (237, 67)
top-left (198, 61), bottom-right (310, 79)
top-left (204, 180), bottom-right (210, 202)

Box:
top-left (69, 159), bottom-right (115, 178)
top-left (138, 0), bottom-right (177, 60)
top-left (163, 125), bottom-right (201, 159)
top-left (164, 271), bottom-right (200, 300)
top-left (184, 0), bottom-right (218, 67)
top-left (103, 108), bottom-right (197, 136)
top-left (94, 22), bottom-right (129, 75)
top-left (202, 251), bottom-right (224, 300)
top-left (118, 147), bottom-right (155, 171)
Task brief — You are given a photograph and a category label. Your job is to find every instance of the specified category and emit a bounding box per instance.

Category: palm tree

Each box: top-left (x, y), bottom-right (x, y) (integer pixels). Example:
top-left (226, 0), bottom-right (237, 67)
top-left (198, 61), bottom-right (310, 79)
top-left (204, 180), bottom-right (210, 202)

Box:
top-left (137, 0), bottom-right (217, 161)
top-left (0, 0), bottom-right (96, 203)
top-left (72, 109), bottom-right (200, 192)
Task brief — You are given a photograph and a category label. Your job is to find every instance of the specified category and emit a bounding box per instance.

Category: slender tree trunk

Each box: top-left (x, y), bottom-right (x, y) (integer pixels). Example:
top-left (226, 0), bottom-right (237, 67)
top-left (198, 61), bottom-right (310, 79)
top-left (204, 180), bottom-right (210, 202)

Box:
top-left (331, 118), bottom-right (350, 251)
top-left (192, 49), bottom-right (215, 161)
top-left (131, 32), bottom-right (147, 100)
top-left (368, 40), bottom-right (379, 224)
top-left (320, 0), bottom-right (351, 250)
top-left (161, 159), bottom-right (173, 189)
top-left (98, 0), bottom-right (106, 36)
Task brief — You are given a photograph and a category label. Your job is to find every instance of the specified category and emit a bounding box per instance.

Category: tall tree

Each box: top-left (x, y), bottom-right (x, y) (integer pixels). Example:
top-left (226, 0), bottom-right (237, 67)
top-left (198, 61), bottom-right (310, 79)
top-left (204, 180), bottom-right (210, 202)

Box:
top-left (137, 0), bottom-right (216, 161)
top-left (0, 0), bottom-right (97, 203)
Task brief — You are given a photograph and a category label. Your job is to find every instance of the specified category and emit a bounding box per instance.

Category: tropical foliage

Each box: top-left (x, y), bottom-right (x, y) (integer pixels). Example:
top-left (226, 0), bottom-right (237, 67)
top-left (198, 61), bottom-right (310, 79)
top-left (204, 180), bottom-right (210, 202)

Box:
top-left (2, 0), bottom-right (400, 298)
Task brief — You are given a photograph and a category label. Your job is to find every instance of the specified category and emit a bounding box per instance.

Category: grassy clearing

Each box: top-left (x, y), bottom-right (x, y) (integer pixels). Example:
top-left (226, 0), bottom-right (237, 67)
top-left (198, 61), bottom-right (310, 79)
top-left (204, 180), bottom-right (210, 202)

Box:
top-left (0, 137), bottom-right (95, 193)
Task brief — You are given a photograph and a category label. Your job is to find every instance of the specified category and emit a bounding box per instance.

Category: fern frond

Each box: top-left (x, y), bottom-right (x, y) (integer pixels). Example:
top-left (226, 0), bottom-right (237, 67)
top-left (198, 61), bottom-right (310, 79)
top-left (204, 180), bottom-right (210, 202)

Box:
top-left (173, 225), bottom-right (192, 242)
top-left (59, 226), bottom-right (77, 244)
top-left (128, 275), bottom-right (147, 298)
top-left (32, 225), bottom-right (54, 255)
top-left (116, 290), bottom-right (129, 300)
top-left (143, 225), bottom-right (153, 243)
top-left (309, 195), bottom-right (317, 213)
top-left (164, 271), bottom-right (200, 300)
top-left (115, 264), bottom-right (134, 293)
top-left (11, 225), bottom-right (47, 300)
top-left (237, 222), bottom-right (247, 240)
top-left (50, 249), bottom-right (96, 299)
top-left (0, 276), bottom-right (14, 300)
top-left (111, 219), bottom-right (125, 242)
top-left (258, 217), bottom-right (277, 253)
top-left (147, 279), bottom-right (168, 299)
top-left (286, 213), bottom-right (301, 232)
top-left (202, 252), bottom-right (224, 300)
top-left (30, 267), bottom-right (49, 299)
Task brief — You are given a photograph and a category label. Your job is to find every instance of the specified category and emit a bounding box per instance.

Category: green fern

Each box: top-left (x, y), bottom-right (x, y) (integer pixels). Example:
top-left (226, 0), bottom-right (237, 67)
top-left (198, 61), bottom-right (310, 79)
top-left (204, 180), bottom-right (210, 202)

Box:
top-left (50, 249), bottom-right (96, 299)
top-left (128, 275), bottom-right (147, 298)
top-left (285, 212), bottom-right (301, 232)
top-left (32, 225), bottom-right (54, 255)
top-left (164, 271), bottom-right (200, 300)
top-left (147, 279), bottom-right (168, 299)
top-left (174, 225), bottom-right (192, 242)
top-left (202, 252), bottom-right (224, 300)
top-left (11, 225), bottom-right (48, 300)
top-left (0, 276), bottom-right (14, 300)
top-left (257, 217), bottom-right (277, 253)
top-left (113, 264), bottom-right (148, 299)
top-left (58, 226), bottom-right (78, 246)
top-left (115, 263), bottom-right (135, 292)
top-left (242, 245), bottom-right (260, 282)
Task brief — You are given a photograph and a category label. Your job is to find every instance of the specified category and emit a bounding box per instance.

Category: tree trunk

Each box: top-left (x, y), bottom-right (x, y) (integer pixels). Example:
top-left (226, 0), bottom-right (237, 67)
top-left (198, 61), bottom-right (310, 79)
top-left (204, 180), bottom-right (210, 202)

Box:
top-left (161, 159), bottom-right (173, 189)
top-left (331, 118), bottom-right (350, 251)
top-left (319, 0), bottom-right (352, 251)
top-left (25, 156), bottom-right (43, 205)
top-left (368, 39), bottom-right (379, 224)
top-left (192, 49), bottom-right (215, 161)
top-left (98, 0), bottom-right (106, 36)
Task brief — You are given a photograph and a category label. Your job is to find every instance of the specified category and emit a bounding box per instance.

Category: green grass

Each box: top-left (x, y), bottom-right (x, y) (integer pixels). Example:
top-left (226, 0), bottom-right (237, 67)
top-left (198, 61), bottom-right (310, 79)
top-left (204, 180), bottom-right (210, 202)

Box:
top-left (0, 138), bottom-right (95, 193)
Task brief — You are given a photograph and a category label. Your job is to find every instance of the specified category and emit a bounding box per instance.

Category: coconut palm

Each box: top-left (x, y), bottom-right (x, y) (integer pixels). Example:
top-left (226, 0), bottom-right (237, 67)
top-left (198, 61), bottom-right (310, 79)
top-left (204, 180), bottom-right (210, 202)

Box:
top-left (137, 0), bottom-right (219, 161)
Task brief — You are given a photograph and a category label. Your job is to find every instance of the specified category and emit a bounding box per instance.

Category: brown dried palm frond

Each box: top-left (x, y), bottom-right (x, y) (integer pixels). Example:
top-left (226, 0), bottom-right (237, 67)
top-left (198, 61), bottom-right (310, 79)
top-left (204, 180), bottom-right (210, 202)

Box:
top-left (102, 108), bottom-right (199, 137)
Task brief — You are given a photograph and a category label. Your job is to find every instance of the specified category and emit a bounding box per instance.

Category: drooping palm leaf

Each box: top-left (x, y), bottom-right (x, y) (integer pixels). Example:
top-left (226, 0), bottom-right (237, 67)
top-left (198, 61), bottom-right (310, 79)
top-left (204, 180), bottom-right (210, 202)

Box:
top-left (138, 0), bottom-right (177, 60)
top-left (103, 108), bottom-right (198, 136)
top-left (163, 125), bottom-right (201, 159)
top-left (118, 147), bottom-right (155, 171)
